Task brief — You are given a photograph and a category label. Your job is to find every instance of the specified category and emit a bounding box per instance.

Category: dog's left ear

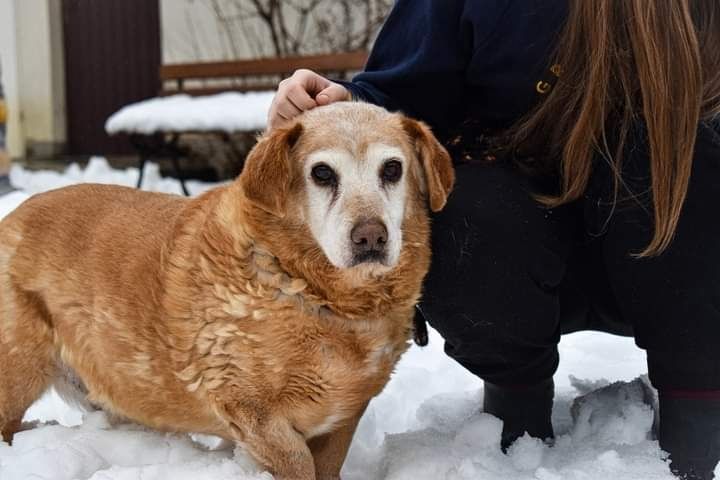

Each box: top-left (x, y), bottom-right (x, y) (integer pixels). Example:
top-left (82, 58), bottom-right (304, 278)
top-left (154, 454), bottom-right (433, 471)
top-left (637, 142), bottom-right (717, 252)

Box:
top-left (240, 123), bottom-right (303, 218)
top-left (402, 117), bottom-right (455, 212)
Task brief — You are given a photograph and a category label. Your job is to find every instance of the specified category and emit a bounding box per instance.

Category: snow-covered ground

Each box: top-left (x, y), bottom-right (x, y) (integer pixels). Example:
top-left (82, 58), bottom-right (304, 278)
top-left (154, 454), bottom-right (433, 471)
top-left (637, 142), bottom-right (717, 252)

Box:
top-left (0, 160), bottom-right (688, 479)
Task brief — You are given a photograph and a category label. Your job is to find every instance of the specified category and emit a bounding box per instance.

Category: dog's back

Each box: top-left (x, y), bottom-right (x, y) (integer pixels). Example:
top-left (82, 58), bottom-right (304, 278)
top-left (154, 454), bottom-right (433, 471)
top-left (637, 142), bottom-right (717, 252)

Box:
top-left (0, 184), bottom-right (191, 324)
top-left (0, 185), bottom-right (200, 440)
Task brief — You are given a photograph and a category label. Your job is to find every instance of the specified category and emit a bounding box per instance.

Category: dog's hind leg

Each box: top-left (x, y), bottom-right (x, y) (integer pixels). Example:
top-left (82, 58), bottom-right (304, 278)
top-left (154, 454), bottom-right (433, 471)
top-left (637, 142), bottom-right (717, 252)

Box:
top-left (0, 287), bottom-right (58, 444)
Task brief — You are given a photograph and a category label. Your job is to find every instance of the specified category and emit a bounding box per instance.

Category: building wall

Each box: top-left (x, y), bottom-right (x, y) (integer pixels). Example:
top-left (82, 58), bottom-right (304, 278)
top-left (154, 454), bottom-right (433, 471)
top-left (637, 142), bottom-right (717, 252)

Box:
top-left (161, 0), bottom-right (286, 63)
top-left (0, 0), bottom-right (23, 158)
top-left (0, 0), bottom-right (66, 160)
top-left (161, 0), bottom-right (252, 64)
top-left (14, 0), bottom-right (66, 158)
top-left (160, 0), bottom-right (388, 64)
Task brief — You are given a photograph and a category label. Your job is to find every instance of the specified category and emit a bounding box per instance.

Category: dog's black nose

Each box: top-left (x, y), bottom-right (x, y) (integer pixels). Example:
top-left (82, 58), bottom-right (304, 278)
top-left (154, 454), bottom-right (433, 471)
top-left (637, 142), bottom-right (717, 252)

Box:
top-left (351, 220), bottom-right (388, 253)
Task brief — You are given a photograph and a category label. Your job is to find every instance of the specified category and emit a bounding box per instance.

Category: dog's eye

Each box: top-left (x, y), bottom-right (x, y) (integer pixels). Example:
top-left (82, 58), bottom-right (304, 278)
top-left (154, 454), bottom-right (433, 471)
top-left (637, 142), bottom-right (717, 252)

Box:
top-left (381, 159), bottom-right (403, 184)
top-left (311, 164), bottom-right (337, 187)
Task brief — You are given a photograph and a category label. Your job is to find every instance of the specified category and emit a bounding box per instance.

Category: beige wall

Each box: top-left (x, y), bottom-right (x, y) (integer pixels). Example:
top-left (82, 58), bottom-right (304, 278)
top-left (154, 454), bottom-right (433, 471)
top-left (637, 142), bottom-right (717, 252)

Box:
top-left (160, 0), bottom-right (386, 64)
top-left (0, 0), bottom-right (66, 160)
top-left (160, 0), bottom-right (257, 63)
top-left (0, 0), bottom-right (23, 158)
top-left (14, 0), bottom-right (66, 157)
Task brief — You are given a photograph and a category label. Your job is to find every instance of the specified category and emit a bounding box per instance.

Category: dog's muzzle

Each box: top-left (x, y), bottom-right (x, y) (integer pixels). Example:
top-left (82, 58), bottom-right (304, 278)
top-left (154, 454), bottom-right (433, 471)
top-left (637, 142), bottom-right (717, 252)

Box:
top-left (350, 219), bottom-right (388, 265)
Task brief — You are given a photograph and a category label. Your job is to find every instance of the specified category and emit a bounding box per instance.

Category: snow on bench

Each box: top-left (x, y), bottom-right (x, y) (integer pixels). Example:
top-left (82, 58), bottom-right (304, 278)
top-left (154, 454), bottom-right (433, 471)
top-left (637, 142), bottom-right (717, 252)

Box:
top-left (105, 91), bottom-right (275, 135)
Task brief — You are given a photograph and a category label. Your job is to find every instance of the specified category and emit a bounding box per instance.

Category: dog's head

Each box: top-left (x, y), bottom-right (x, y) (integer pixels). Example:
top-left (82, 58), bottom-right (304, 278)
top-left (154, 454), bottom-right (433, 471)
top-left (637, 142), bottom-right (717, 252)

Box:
top-left (239, 102), bottom-right (454, 277)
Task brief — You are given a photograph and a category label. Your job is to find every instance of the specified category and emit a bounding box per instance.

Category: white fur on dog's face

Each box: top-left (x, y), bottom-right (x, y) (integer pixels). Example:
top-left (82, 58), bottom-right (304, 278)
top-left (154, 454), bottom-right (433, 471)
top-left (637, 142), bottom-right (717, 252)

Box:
top-left (303, 143), bottom-right (407, 272)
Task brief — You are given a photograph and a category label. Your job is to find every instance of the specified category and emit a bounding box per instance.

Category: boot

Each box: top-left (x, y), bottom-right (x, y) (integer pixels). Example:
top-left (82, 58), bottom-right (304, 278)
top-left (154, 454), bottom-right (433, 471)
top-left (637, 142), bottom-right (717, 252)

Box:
top-left (483, 378), bottom-right (555, 451)
top-left (660, 394), bottom-right (720, 480)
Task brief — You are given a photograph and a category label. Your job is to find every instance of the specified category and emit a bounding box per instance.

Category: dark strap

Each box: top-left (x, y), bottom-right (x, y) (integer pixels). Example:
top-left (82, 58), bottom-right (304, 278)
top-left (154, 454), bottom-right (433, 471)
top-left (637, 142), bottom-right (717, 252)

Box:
top-left (413, 305), bottom-right (429, 347)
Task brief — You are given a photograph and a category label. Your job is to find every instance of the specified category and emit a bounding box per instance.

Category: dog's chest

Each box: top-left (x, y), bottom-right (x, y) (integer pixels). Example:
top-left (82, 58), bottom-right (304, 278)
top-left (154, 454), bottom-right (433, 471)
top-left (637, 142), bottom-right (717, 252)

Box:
top-left (275, 315), bottom-right (408, 438)
top-left (260, 312), bottom-right (406, 390)
top-left (182, 308), bottom-right (408, 432)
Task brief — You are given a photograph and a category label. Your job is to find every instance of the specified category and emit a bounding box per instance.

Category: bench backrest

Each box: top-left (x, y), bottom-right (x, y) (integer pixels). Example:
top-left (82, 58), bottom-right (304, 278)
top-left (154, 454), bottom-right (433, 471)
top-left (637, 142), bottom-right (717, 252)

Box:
top-left (160, 51), bottom-right (368, 96)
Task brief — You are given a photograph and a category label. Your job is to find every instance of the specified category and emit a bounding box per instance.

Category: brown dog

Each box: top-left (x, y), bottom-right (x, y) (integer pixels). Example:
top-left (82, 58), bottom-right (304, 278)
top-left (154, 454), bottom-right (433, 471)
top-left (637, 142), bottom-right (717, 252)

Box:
top-left (0, 102), bottom-right (453, 479)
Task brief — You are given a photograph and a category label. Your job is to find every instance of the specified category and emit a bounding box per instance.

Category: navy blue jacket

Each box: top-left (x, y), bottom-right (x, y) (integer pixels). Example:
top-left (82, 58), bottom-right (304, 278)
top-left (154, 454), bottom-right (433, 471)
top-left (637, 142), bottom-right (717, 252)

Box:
top-left (343, 0), bottom-right (568, 140)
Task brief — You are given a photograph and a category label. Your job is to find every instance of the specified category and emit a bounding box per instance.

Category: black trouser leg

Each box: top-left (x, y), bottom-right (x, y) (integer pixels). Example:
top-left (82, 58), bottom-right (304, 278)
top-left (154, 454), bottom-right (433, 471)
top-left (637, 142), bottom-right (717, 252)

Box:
top-left (420, 161), bottom-right (576, 386)
top-left (483, 378), bottom-right (555, 451)
top-left (592, 122), bottom-right (720, 478)
top-left (419, 161), bottom-right (578, 448)
top-left (660, 394), bottom-right (720, 480)
top-left (594, 123), bottom-right (720, 388)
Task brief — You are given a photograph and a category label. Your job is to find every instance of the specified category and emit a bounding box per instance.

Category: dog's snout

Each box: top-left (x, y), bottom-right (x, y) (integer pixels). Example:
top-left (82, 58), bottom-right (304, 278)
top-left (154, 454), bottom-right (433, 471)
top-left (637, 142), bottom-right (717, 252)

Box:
top-left (351, 220), bottom-right (388, 253)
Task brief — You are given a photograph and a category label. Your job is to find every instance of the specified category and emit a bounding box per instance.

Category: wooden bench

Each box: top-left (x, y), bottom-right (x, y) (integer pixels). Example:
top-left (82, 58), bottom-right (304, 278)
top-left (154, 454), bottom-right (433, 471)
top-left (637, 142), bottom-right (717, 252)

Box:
top-left (106, 52), bottom-right (368, 195)
top-left (161, 51), bottom-right (369, 96)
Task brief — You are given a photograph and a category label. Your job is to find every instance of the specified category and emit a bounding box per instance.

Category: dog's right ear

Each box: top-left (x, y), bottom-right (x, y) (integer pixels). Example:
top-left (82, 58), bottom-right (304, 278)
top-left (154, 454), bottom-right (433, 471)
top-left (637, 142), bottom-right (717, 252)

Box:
top-left (402, 117), bottom-right (455, 212)
top-left (240, 123), bottom-right (303, 218)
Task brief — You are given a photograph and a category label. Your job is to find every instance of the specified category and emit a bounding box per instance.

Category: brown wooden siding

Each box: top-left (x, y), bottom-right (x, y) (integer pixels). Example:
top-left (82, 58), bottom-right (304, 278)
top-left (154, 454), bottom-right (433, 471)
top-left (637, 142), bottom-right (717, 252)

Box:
top-left (63, 0), bottom-right (160, 155)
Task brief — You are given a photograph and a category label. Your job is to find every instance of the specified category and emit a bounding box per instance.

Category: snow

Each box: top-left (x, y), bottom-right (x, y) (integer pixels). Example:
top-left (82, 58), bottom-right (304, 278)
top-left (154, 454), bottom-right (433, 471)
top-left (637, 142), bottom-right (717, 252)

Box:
top-left (104, 91), bottom-right (275, 135)
top-left (8, 156), bottom-right (221, 197)
top-left (0, 161), bottom-right (704, 480)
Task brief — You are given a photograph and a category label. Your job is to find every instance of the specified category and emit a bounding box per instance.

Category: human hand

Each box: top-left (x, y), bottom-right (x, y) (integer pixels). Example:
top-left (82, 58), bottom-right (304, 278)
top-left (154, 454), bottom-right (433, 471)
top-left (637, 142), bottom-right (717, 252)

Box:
top-left (267, 69), bottom-right (350, 130)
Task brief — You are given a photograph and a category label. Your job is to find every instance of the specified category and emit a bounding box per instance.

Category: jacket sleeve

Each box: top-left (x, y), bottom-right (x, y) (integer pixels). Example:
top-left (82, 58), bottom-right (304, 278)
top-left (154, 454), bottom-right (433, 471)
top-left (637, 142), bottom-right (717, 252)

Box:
top-left (341, 0), bottom-right (476, 134)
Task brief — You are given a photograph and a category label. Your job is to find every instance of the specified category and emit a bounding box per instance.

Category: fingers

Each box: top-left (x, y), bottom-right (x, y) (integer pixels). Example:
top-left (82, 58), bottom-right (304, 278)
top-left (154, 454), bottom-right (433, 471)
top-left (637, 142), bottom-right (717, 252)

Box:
top-left (267, 69), bottom-right (350, 131)
top-left (316, 82), bottom-right (351, 106)
top-left (275, 95), bottom-right (304, 123)
top-left (287, 84), bottom-right (317, 112)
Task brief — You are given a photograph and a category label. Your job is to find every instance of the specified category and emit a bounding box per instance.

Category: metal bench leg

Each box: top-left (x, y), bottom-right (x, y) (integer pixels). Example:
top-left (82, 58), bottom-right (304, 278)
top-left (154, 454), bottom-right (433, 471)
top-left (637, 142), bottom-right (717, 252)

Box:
top-left (171, 153), bottom-right (190, 196)
top-left (165, 133), bottom-right (190, 197)
top-left (137, 154), bottom-right (147, 190)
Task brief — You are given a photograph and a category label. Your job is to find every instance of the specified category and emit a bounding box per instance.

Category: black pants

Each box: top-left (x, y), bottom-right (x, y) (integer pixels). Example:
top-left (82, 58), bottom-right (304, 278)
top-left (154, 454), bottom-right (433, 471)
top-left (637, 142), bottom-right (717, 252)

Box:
top-left (420, 121), bottom-right (720, 390)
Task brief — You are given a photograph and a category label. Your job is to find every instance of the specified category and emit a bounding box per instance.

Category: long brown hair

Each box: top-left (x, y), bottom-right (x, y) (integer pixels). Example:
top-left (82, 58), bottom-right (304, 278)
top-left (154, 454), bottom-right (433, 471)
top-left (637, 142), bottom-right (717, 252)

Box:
top-left (515, 0), bottom-right (720, 256)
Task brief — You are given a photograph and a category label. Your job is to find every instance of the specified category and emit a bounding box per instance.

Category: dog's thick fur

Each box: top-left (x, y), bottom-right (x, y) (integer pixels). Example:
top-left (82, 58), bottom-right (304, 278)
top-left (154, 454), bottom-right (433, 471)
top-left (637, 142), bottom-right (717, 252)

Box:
top-left (0, 103), bottom-right (453, 479)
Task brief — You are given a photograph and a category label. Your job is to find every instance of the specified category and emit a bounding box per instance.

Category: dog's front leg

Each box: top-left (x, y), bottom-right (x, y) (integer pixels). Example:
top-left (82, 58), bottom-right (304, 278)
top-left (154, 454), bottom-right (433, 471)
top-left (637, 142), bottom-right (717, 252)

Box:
top-left (218, 399), bottom-right (316, 479)
top-left (308, 402), bottom-right (368, 480)
top-left (236, 417), bottom-right (316, 480)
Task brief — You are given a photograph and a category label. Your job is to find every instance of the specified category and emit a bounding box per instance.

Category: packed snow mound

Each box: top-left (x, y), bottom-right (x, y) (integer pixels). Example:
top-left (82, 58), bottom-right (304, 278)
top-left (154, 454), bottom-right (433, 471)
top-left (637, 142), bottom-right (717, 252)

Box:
top-left (1, 380), bottom-right (677, 480)
top-left (0, 161), bottom-right (701, 479)
top-left (1, 412), bottom-right (270, 480)
top-left (0, 190), bottom-right (29, 219)
top-left (104, 91), bottom-right (274, 135)
top-left (349, 378), bottom-right (672, 480)
top-left (9, 156), bottom-right (219, 197)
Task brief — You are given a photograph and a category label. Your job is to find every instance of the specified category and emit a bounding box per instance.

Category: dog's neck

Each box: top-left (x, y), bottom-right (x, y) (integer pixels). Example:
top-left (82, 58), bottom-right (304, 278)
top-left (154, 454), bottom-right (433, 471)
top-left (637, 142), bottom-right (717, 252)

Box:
top-left (184, 186), bottom-right (426, 322)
